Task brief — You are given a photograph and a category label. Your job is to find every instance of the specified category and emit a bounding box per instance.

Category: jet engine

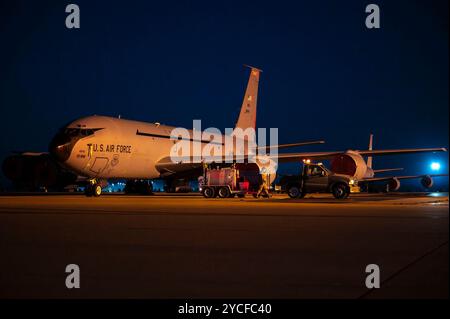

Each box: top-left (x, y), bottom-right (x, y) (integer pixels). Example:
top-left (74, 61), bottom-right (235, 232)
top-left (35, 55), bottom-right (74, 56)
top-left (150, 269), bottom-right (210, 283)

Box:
top-left (330, 151), bottom-right (368, 179)
top-left (421, 175), bottom-right (433, 189)
top-left (387, 177), bottom-right (401, 192)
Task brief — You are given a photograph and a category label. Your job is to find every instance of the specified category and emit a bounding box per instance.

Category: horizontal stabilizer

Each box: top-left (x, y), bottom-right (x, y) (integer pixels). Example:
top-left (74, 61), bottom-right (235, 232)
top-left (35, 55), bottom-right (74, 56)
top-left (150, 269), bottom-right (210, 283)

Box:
top-left (12, 151), bottom-right (48, 156)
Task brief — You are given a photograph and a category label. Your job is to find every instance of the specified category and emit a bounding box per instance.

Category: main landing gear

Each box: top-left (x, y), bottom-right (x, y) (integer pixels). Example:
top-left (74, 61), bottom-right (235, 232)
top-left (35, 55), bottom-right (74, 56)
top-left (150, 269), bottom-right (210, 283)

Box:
top-left (85, 180), bottom-right (102, 197)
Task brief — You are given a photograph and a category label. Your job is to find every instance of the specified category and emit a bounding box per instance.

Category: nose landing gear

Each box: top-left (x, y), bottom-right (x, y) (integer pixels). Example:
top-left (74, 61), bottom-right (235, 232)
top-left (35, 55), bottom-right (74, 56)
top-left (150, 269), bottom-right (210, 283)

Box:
top-left (85, 180), bottom-right (102, 197)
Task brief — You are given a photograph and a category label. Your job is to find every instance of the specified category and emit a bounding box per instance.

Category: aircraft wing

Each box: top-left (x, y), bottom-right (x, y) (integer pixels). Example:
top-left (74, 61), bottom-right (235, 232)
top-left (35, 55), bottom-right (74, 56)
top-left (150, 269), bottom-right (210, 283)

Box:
top-left (256, 140), bottom-right (325, 152)
top-left (158, 149), bottom-right (442, 166)
top-left (356, 148), bottom-right (447, 156)
top-left (373, 168), bottom-right (404, 173)
top-left (274, 147), bottom-right (447, 163)
top-left (156, 146), bottom-right (448, 170)
top-left (360, 174), bottom-right (448, 183)
top-left (276, 151), bottom-right (347, 163)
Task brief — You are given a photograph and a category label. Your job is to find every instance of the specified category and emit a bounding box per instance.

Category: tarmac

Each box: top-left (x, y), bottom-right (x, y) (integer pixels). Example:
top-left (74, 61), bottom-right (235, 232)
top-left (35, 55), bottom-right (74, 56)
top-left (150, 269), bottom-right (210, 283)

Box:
top-left (0, 192), bottom-right (448, 298)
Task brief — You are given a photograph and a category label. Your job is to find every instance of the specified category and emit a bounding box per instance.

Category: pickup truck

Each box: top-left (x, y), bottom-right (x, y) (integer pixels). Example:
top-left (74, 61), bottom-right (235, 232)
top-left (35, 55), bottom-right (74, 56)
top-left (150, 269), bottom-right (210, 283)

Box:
top-left (278, 163), bottom-right (360, 199)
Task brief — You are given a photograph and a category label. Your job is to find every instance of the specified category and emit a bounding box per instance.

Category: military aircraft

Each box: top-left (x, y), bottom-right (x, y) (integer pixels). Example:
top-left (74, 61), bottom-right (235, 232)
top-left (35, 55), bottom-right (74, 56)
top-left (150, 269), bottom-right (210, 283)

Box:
top-left (9, 66), bottom-right (447, 196)
top-left (339, 134), bottom-right (448, 191)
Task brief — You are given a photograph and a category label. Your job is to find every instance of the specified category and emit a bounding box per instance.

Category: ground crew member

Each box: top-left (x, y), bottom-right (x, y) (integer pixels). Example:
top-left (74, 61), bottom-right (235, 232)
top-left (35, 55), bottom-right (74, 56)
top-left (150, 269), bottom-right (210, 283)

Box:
top-left (256, 168), bottom-right (270, 198)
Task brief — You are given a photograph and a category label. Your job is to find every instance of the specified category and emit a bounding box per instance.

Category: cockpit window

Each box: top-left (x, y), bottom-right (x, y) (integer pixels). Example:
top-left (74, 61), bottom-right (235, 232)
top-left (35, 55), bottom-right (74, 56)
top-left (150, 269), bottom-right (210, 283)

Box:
top-left (63, 128), bottom-right (100, 137)
top-left (49, 128), bottom-right (103, 162)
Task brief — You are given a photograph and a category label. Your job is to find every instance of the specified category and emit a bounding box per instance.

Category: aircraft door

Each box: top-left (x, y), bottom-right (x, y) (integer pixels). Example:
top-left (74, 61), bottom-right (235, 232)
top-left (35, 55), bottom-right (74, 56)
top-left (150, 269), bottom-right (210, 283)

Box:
top-left (89, 157), bottom-right (109, 175)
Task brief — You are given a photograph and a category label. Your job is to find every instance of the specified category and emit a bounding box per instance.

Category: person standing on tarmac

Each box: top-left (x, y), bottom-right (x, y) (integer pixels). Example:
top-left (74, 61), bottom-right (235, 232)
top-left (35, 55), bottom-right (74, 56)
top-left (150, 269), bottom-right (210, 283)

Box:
top-left (256, 168), bottom-right (270, 198)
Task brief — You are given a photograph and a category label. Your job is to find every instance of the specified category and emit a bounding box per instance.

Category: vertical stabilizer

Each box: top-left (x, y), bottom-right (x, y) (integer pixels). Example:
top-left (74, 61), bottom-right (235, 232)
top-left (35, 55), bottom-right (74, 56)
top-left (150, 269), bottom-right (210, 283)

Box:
top-left (367, 133), bottom-right (374, 168)
top-left (234, 66), bottom-right (261, 131)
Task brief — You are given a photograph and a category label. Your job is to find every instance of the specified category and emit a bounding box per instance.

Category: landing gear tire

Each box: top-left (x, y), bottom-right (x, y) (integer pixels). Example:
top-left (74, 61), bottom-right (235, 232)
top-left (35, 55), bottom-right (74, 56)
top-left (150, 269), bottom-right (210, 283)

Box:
top-left (218, 186), bottom-right (231, 198)
top-left (85, 183), bottom-right (102, 197)
top-left (287, 185), bottom-right (302, 199)
top-left (202, 187), bottom-right (215, 198)
top-left (93, 184), bottom-right (102, 197)
top-left (332, 184), bottom-right (349, 199)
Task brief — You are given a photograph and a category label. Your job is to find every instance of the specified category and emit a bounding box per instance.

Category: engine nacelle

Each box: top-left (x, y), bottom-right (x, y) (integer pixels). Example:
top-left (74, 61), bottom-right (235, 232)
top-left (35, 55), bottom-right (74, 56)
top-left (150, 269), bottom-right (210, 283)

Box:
top-left (387, 177), bottom-right (401, 192)
top-left (421, 175), bottom-right (433, 189)
top-left (330, 151), bottom-right (368, 179)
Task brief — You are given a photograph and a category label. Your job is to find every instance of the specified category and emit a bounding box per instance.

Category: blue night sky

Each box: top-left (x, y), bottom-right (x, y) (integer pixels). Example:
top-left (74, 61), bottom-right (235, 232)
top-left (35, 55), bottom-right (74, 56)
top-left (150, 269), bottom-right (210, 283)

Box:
top-left (0, 0), bottom-right (448, 185)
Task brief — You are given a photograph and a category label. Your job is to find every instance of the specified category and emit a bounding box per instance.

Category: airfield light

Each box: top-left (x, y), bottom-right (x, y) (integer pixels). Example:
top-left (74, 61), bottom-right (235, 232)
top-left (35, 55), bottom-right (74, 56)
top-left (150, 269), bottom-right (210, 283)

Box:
top-left (431, 162), bottom-right (441, 171)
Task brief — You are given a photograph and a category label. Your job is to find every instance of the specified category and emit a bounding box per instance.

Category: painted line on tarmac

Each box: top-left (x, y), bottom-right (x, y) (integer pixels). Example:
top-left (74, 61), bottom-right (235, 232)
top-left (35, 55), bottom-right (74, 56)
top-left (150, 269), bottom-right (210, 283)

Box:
top-left (358, 240), bottom-right (449, 299)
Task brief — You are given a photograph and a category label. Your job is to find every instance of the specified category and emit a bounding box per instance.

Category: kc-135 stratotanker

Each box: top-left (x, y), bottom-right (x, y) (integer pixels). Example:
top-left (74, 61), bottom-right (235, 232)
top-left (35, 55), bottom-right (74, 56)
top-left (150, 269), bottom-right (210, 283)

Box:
top-left (48, 67), bottom-right (447, 196)
top-left (5, 66), bottom-right (447, 196)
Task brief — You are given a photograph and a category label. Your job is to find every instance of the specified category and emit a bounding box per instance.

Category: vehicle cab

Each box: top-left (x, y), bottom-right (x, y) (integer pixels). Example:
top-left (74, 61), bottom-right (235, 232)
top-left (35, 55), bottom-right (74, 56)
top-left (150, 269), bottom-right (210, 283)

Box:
top-left (279, 162), bottom-right (360, 199)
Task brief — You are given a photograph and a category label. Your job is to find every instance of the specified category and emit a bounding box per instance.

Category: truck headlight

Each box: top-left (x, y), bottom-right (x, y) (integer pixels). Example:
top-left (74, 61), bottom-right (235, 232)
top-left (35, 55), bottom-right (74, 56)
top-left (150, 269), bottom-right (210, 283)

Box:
top-left (349, 179), bottom-right (356, 185)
